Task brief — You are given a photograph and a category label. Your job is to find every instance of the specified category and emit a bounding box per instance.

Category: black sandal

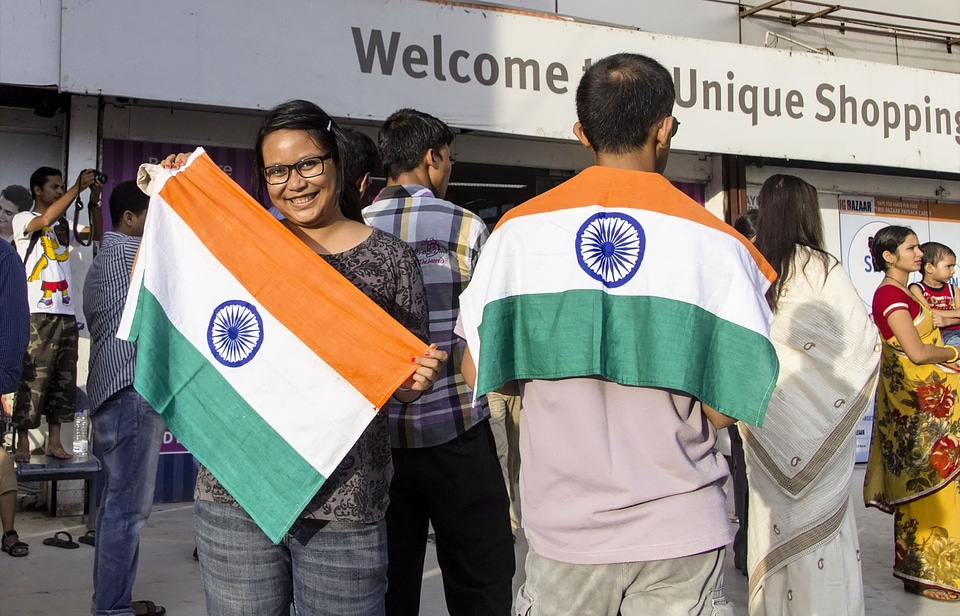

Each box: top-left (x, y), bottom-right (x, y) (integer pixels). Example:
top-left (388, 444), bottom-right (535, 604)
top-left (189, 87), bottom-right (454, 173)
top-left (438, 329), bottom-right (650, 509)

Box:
top-left (1, 529), bottom-right (29, 557)
top-left (78, 530), bottom-right (96, 546)
top-left (42, 530), bottom-right (79, 549)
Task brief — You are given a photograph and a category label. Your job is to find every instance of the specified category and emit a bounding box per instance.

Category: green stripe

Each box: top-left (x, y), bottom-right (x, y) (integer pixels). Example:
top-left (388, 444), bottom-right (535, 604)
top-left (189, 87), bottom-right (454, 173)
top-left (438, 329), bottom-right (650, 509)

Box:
top-left (476, 291), bottom-right (778, 426)
top-left (131, 290), bottom-right (325, 543)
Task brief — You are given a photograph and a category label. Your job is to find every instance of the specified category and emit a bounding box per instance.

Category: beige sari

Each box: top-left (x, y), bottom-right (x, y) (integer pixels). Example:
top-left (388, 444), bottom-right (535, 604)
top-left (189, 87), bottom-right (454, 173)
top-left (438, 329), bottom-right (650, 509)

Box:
top-left (742, 249), bottom-right (880, 615)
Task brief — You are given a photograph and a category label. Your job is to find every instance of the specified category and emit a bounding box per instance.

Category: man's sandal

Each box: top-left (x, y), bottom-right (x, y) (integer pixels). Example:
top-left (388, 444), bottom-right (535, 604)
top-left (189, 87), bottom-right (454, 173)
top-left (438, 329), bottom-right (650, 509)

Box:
top-left (1, 530), bottom-right (29, 557)
top-left (42, 530), bottom-right (79, 549)
top-left (132, 600), bottom-right (167, 615)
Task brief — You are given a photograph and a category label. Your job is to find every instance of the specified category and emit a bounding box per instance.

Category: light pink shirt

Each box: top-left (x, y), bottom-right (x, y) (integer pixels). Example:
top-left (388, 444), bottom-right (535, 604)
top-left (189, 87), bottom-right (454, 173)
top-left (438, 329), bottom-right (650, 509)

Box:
top-left (518, 377), bottom-right (732, 565)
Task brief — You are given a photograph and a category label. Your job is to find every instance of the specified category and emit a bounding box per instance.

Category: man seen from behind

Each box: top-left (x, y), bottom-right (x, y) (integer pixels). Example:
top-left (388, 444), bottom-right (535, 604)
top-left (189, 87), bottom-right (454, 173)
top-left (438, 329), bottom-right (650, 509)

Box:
top-left (83, 181), bottom-right (166, 616)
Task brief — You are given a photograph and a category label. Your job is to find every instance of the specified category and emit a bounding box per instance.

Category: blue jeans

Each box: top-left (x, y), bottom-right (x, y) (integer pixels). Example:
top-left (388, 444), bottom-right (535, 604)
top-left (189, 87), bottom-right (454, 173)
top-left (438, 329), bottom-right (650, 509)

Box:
top-left (91, 386), bottom-right (166, 616)
top-left (195, 499), bottom-right (387, 616)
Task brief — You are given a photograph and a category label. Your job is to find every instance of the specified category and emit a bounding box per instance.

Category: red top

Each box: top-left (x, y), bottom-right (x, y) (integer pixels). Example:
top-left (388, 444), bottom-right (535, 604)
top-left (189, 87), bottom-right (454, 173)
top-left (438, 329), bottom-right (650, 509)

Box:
top-left (911, 280), bottom-right (960, 332)
top-left (873, 284), bottom-right (922, 341)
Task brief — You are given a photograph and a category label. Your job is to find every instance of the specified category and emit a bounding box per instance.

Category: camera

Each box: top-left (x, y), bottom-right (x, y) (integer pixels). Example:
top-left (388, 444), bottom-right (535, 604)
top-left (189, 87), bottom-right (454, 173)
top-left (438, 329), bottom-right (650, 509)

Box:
top-left (93, 170), bottom-right (109, 184)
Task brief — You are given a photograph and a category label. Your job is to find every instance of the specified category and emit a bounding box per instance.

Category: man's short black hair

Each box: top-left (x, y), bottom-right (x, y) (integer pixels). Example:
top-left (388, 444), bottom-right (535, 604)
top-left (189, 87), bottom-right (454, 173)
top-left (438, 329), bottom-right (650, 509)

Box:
top-left (575, 53), bottom-right (675, 155)
top-left (0, 185), bottom-right (33, 211)
top-left (30, 166), bottom-right (62, 196)
top-left (109, 180), bottom-right (149, 227)
top-left (378, 108), bottom-right (453, 180)
top-left (342, 128), bottom-right (381, 188)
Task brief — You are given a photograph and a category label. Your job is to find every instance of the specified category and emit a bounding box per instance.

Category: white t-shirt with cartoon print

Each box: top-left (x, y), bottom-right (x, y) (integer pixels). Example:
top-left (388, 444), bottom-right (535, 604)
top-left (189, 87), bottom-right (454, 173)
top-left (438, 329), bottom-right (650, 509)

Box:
top-left (12, 211), bottom-right (76, 316)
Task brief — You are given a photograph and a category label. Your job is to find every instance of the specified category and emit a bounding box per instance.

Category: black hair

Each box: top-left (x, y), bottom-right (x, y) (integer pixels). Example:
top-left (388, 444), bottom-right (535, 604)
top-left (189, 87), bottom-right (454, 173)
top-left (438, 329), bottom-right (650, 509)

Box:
top-left (920, 241), bottom-right (956, 272)
top-left (0, 184), bottom-right (33, 211)
top-left (754, 174), bottom-right (833, 312)
top-left (108, 180), bottom-right (149, 227)
top-left (733, 209), bottom-right (758, 241)
top-left (29, 166), bottom-right (62, 197)
top-left (575, 53), bottom-right (675, 155)
top-left (341, 128), bottom-right (381, 190)
top-left (378, 108), bottom-right (454, 180)
top-left (869, 225), bottom-right (916, 273)
top-left (252, 100), bottom-right (362, 223)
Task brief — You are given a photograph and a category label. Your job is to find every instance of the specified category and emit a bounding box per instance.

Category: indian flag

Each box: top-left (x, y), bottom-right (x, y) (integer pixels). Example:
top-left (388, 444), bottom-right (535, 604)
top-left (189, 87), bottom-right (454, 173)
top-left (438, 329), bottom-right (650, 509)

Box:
top-left (118, 148), bottom-right (425, 542)
top-left (459, 166), bottom-right (778, 427)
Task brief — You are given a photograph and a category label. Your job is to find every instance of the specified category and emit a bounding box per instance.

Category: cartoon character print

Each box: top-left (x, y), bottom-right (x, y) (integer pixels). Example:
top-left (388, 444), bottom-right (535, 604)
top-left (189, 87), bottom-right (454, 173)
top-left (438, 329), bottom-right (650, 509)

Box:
top-left (27, 226), bottom-right (70, 308)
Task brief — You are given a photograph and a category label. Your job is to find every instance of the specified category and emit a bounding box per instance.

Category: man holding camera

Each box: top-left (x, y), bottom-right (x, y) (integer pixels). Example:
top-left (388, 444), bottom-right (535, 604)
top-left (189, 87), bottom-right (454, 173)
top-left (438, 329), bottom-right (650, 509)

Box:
top-left (11, 166), bottom-right (101, 462)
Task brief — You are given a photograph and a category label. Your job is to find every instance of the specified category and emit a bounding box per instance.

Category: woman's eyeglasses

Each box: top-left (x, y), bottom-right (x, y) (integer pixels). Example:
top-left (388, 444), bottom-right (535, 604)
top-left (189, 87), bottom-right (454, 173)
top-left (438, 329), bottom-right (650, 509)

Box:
top-left (263, 153), bottom-right (334, 185)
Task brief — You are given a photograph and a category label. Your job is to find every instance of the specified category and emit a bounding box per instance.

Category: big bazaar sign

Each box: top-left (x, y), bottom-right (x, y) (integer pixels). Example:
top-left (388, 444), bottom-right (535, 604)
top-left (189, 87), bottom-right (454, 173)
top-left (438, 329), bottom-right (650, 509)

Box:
top-left (62, 0), bottom-right (960, 173)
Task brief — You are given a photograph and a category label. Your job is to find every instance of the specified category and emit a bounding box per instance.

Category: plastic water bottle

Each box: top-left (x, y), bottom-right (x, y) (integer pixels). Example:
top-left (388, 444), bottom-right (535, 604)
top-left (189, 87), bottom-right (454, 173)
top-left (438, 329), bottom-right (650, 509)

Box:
top-left (73, 409), bottom-right (89, 456)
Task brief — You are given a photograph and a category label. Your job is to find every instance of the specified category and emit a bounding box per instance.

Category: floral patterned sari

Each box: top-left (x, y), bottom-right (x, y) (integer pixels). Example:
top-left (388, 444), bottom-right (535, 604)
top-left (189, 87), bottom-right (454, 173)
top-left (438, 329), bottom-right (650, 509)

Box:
top-left (864, 297), bottom-right (960, 593)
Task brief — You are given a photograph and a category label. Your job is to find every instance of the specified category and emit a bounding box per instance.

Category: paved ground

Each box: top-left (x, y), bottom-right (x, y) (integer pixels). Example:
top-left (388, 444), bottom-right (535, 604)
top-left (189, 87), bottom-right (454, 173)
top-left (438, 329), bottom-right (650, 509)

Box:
top-left (1, 466), bottom-right (955, 615)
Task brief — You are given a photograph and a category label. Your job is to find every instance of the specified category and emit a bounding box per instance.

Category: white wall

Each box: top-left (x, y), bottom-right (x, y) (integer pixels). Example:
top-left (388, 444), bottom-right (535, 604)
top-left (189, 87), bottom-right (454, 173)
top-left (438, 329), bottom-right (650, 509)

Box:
top-left (550, 0), bottom-right (960, 74)
top-left (0, 107), bottom-right (64, 192)
top-left (0, 0), bottom-right (61, 86)
top-left (560, 0), bottom-right (740, 42)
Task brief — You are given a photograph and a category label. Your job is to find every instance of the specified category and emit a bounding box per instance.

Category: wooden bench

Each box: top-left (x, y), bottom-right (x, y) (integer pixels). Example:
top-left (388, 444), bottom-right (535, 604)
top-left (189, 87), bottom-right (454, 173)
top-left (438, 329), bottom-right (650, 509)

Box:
top-left (15, 454), bottom-right (101, 530)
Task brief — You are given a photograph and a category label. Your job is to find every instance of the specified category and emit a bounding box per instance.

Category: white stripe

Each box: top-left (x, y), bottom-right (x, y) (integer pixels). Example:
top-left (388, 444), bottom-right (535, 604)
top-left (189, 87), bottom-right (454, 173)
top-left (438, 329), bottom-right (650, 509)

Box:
top-left (135, 198), bottom-right (374, 478)
top-left (465, 206), bottom-right (771, 331)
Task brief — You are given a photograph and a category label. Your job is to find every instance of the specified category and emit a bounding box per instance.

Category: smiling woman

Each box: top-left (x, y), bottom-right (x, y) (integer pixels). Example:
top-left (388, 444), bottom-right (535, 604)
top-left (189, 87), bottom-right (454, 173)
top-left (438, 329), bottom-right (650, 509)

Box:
top-left (184, 99), bottom-right (450, 616)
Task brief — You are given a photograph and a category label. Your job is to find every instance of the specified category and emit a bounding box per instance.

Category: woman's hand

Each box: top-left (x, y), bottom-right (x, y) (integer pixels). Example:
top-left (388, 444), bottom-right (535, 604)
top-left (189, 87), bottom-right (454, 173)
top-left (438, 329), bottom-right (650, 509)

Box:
top-left (160, 152), bottom-right (193, 170)
top-left (394, 344), bottom-right (448, 403)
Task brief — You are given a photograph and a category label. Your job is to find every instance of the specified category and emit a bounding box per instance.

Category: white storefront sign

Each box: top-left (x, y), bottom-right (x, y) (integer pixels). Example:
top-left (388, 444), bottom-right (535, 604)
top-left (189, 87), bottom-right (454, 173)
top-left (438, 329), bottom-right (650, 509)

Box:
top-left (61, 0), bottom-right (960, 173)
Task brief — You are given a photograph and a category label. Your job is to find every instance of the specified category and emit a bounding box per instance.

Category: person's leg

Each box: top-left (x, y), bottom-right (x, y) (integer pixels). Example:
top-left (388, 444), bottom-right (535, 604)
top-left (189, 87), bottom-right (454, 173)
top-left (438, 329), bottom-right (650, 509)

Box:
top-left (487, 392), bottom-right (519, 535)
top-left (385, 449), bottom-right (430, 616)
top-left (620, 548), bottom-right (736, 616)
top-left (729, 426), bottom-right (748, 574)
top-left (0, 449), bottom-right (24, 553)
top-left (290, 519), bottom-right (388, 616)
top-left (514, 547), bottom-right (620, 616)
top-left (429, 421), bottom-right (515, 615)
top-left (13, 315), bottom-right (48, 462)
top-left (194, 499), bottom-right (293, 616)
top-left (91, 387), bottom-right (166, 615)
top-left (44, 315), bottom-right (78, 459)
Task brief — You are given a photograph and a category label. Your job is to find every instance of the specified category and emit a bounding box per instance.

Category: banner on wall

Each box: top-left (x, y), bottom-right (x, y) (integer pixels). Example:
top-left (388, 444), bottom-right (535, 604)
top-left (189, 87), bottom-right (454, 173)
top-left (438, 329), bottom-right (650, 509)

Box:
top-left (100, 139), bottom-right (257, 231)
top-left (62, 0), bottom-right (960, 174)
top-left (839, 194), bottom-right (960, 310)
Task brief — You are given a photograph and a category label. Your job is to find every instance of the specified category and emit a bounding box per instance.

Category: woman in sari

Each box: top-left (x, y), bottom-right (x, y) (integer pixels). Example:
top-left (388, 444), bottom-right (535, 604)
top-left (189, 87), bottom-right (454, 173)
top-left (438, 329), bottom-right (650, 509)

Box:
top-left (742, 175), bottom-right (880, 615)
top-left (865, 225), bottom-right (960, 602)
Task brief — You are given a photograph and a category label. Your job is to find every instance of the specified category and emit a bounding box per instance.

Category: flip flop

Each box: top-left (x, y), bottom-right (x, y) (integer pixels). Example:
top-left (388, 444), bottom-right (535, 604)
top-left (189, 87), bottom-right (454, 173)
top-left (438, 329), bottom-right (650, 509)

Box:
top-left (78, 530), bottom-right (95, 546)
top-left (42, 531), bottom-right (79, 549)
top-left (904, 582), bottom-right (960, 602)
top-left (132, 600), bottom-right (167, 615)
top-left (1, 530), bottom-right (29, 557)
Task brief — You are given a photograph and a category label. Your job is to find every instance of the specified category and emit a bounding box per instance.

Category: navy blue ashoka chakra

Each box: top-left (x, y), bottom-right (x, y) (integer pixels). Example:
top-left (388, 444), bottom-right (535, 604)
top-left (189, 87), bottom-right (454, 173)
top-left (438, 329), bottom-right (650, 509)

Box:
top-left (575, 212), bottom-right (645, 288)
top-left (207, 300), bottom-right (264, 367)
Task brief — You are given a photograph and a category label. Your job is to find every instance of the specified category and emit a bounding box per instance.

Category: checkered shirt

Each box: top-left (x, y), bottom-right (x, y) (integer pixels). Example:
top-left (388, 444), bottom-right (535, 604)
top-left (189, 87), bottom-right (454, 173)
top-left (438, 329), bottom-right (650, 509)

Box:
top-left (364, 184), bottom-right (490, 448)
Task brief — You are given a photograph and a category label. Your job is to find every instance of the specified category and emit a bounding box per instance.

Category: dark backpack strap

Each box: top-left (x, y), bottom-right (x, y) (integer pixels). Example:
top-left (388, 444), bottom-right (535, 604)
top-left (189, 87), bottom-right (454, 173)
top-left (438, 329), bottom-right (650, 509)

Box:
top-left (20, 231), bottom-right (41, 264)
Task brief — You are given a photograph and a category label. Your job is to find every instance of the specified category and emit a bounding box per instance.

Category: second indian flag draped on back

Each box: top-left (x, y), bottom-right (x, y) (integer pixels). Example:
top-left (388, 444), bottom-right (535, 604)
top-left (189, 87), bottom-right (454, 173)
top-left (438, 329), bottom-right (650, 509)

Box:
top-left (118, 148), bottom-right (426, 543)
top-left (459, 166), bottom-right (779, 427)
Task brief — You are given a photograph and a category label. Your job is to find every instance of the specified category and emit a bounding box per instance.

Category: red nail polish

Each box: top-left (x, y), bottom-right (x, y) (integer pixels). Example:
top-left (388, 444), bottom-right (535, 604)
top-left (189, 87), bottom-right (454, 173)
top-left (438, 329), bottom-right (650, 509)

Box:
top-left (411, 357), bottom-right (418, 363)
top-left (424, 350), bottom-right (431, 357)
